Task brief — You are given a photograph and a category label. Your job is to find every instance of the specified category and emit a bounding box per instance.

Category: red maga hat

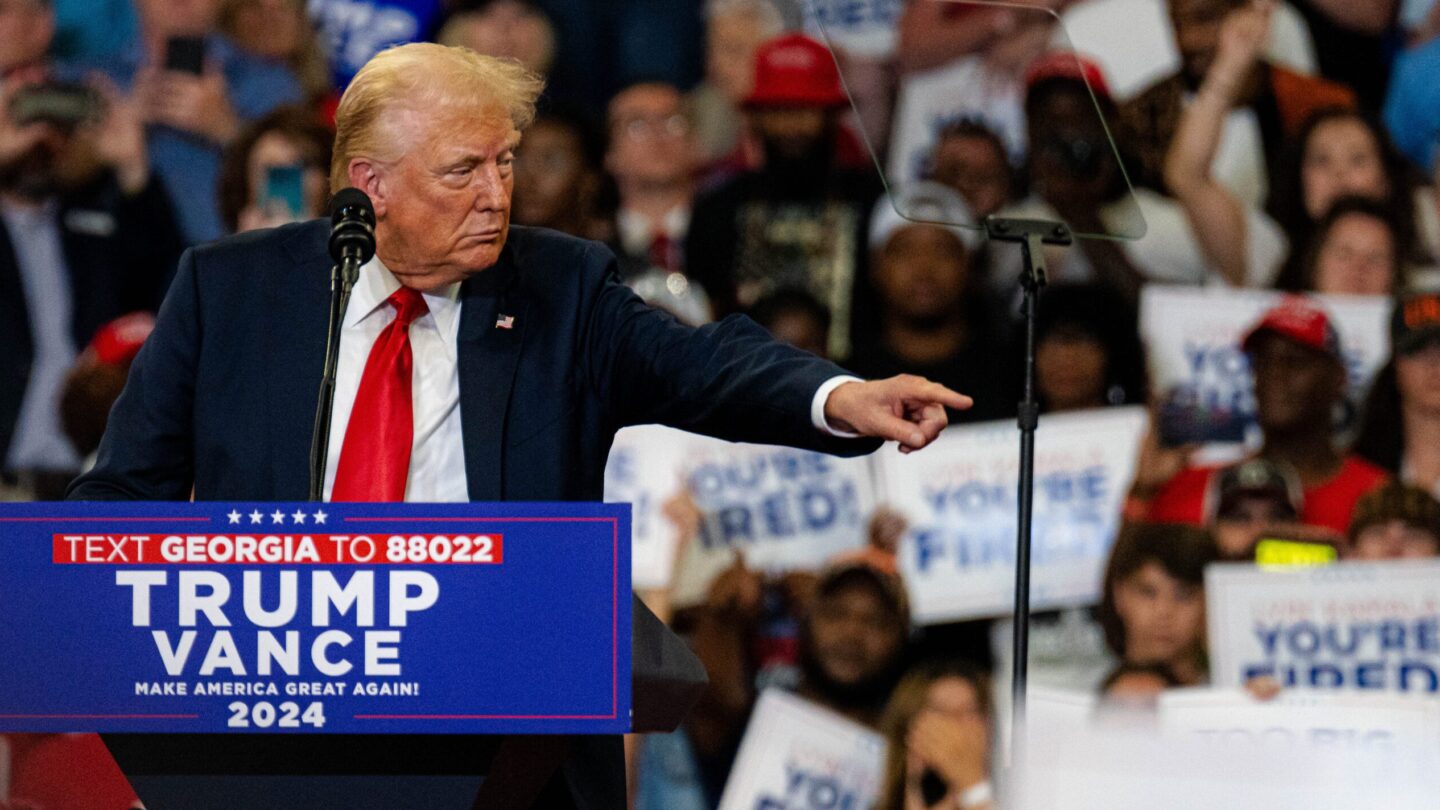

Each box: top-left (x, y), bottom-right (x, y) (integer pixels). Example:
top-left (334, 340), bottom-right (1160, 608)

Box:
top-left (1240, 295), bottom-right (1343, 361)
top-left (88, 312), bottom-right (155, 366)
top-left (1023, 50), bottom-right (1113, 102)
top-left (743, 33), bottom-right (849, 109)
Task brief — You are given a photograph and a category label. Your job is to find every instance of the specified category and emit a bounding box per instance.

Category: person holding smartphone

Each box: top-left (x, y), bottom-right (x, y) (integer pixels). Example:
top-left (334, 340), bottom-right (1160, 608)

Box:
top-left (94, 0), bottom-right (304, 244)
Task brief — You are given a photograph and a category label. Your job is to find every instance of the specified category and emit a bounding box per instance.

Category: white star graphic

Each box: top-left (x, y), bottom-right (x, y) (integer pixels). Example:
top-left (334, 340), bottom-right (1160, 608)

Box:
top-left (249, 510), bottom-right (264, 524)
top-left (291, 509), bottom-right (307, 524)
top-left (271, 509), bottom-right (286, 524)
top-left (227, 510), bottom-right (241, 524)
top-left (312, 510), bottom-right (328, 525)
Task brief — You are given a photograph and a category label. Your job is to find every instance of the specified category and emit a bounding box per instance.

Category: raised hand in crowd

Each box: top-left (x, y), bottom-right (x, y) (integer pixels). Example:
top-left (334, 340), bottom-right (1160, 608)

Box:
top-left (134, 60), bottom-right (239, 145)
top-left (81, 75), bottom-right (150, 195)
top-left (1127, 424), bottom-right (1197, 505)
top-left (904, 710), bottom-right (990, 810)
top-left (706, 549), bottom-right (765, 624)
top-left (0, 76), bottom-right (55, 174)
top-left (1163, 0), bottom-right (1275, 286)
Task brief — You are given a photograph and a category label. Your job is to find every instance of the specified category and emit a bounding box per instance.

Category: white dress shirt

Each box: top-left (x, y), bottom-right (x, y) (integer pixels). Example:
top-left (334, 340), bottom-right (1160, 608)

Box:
top-left (324, 258), bottom-right (860, 502)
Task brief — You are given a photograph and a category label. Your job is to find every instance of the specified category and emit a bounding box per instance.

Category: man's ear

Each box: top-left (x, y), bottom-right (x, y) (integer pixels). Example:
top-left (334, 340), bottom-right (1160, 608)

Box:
top-left (347, 158), bottom-right (387, 219)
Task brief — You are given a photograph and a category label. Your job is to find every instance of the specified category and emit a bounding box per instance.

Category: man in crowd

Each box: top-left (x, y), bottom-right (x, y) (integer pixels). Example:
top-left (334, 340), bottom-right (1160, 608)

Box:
top-left (606, 81), bottom-right (698, 280)
top-left (0, 0), bottom-right (183, 500)
top-left (101, 0), bottom-right (303, 244)
top-left (1135, 297), bottom-right (1389, 534)
top-left (69, 42), bottom-right (969, 809)
top-left (849, 182), bottom-right (1014, 424)
top-left (686, 32), bottom-right (883, 361)
top-left (687, 559), bottom-right (909, 801)
top-left (1119, 0), bottom-right (1354, 205)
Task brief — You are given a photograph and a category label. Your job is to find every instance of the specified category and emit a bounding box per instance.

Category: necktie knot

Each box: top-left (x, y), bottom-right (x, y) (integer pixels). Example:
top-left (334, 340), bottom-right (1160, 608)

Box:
top-left (389, 286), bottom-right (429, 328)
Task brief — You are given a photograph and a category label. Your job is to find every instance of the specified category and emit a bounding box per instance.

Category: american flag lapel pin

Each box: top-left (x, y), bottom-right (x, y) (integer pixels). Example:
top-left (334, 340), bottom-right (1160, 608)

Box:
top-left (496, 313), bottom-right (515, 330)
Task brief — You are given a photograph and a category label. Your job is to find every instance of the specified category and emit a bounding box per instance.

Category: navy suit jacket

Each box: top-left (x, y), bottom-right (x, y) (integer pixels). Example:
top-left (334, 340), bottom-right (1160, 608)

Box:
top-left (66, 219), bottom-right (880, 809)
top-left (69, 219), bottom-right (879, 502)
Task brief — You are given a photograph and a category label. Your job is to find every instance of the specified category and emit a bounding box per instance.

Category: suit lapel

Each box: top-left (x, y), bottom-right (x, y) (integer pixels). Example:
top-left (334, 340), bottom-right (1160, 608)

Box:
top-left (458, 241), bottom-right (528, 502)
top-left (263, 222), bottom-right (332, 499)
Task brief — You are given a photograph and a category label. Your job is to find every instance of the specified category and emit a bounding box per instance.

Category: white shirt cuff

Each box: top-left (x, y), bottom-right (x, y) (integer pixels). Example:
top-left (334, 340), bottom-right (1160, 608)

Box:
top-left (811, 375), bottom-right (865, 437)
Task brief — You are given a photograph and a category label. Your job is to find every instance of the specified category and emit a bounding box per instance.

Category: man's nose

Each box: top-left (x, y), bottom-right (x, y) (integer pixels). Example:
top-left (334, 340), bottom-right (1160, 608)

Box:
top-left (473, 168), bottom-right (509, 211)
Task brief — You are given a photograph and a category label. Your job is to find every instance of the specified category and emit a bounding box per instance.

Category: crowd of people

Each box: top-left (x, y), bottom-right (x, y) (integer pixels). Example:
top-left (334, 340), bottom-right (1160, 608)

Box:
top-left (4, 0), bottom-right (1440, 808)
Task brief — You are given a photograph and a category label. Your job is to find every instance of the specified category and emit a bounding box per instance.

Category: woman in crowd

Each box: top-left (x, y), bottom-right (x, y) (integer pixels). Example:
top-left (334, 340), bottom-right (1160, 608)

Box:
top-left (1353, 291), bottom-right (1440, 497)
top-left (1346, 482), bottom-right (1440, 560)
top-left (1295, 195), bottom-right (1406, 294)
top-left (217, 105), bottom-right (333, 233)
top-left (510, 110), bottom-right (608, 240)
top-left (1098, 523), bottom-right (1218, 685)
top-left (877, 660), bottom-right (993, 810)
top-left (1033, 283), bottom-right (1148, 413)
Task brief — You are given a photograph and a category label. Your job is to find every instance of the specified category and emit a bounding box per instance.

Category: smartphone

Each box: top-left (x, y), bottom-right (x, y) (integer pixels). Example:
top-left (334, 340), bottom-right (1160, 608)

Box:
top-left (164, 36), bottom-right (207, 75)
top-left (1255, 538), bottom-right (1337, 568)
top-left (262, 164), bottom-right (307, 219)
top-left (9, 82), bottom-right (103, 129)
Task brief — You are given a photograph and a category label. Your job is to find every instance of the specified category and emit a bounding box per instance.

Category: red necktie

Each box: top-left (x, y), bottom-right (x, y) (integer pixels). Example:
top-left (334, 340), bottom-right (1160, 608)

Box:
top-left (648, 233), bottom-right (675, 274)
top-left (330, 287), bottom-right (429, 502)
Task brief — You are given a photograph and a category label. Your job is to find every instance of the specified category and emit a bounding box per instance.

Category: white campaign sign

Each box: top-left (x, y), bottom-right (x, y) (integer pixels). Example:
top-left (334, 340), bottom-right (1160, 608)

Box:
top-left (1160, 688), bottom-right (1440, 759)
top-left (879, 407), bottom-right (1148, 624)
top-left (1207, 560), bottom-right (1440, 694)
top-left (604, 425), bottom-right (696, 590)
top-left (718, 689), bottom-right (887, 810)
top-left (669, 439), bottom-right (876, 608)
top-left (1139, 287), bottom-right (1392, 449)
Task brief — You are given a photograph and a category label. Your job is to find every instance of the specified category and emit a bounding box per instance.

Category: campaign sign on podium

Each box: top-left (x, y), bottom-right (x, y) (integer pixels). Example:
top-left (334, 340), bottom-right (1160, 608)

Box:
top-left (0, 502), bottom-right (631, 735)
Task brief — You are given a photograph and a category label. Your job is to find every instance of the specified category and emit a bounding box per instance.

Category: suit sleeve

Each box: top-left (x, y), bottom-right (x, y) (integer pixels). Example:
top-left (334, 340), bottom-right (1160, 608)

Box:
top-left (66, 247), bottom-right (202, 500)
top-left (579, 242), bottom-right (881, 457)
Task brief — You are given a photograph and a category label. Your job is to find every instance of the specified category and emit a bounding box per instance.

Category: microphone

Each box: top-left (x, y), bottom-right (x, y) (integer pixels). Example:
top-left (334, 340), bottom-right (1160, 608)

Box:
top-left (328, 187), bottom-right (376, 267)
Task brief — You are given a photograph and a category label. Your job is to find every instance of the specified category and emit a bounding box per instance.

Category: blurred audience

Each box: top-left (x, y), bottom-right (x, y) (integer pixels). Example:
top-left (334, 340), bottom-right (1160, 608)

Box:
top-left (58, 312), bottom-right (154, 466)
top-left (1346, 481), bottom-right (1440, 559)
top-left (928, 119), bottom-right (1014, 221)
top-left (876, 660), bottom-right (993, 810)
top-left (101, 0), bottom-right (305, 244)
top-left (218, 0), bottom-right (329, 104)
top-left (1354, 291), bottom-right (1440, 497)
top-left (1122, 0), bottom-right (1355, 206)
top-left (1286, 0), bottom-right (1394, 108)
top-left (308, 0), bottom-right (443, 91)
top-left (687, 33), bottom-right (882, 360)
top-left (748, 288), bottom-right (830, 359)
top-left (850, 182), bottom-right (1012, 424)
top-left (510, 109), bottom-right (606, 239)
top-left (1136, 297), bottom-right (1389, 534)
top-left (1294, 195), bottom-right (1404, 294)
top-left (217, 104), bottom-right (331, 233)
top-left (688, 0), bottom-right (785, 167)
top-left (1033, 283), bottom-right (1148, 413)
top-left (1099, 522), bottom-right (1218, 685)
top-left (1206, 457), bottom-right (1304, 559)
top-left (0, 9), bottom-right (183, 500)
top-left (437, 0), bottom-right (557, 79)
top-left (687, 559), bottom-right (909, 800)
top-left (606, 81), bottom-right (698, 279)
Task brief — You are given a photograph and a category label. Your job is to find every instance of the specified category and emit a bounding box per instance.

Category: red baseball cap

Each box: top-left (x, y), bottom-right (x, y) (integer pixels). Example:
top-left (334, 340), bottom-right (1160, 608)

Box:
top-left (87, 312), bottom-right (155, 366)
top-left (743, 33), bottom-right (849, 109)
top-left (1240, 296), bottom-right (1342, 361)
top-left (1023, 50), bottom-right (1113, 103)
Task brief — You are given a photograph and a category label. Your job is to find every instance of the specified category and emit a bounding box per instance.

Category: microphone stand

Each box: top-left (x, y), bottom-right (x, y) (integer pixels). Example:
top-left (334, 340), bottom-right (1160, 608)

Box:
top-left (982, 215), bottom-right (1071, 763)
top-left (308, 252), bottom-right (364, 502)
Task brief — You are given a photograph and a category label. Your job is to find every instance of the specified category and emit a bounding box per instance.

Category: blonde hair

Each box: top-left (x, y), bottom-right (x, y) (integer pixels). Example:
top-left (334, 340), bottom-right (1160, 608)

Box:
top-left (330, 42), bottom-right (546, 192)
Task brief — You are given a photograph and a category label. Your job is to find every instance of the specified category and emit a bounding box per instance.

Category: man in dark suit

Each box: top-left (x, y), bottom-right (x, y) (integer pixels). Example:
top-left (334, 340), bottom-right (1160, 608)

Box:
top-left (68, 42), bottom-right (969, 809)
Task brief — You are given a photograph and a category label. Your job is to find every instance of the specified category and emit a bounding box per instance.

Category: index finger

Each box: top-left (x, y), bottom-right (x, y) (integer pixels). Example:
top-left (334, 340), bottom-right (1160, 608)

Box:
top-left (901, 378), bottom-right (973, 411)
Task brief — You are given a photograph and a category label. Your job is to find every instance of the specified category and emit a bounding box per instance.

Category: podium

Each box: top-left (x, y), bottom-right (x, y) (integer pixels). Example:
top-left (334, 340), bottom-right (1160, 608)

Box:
top-left (0, 502), bottom-right (705, 809)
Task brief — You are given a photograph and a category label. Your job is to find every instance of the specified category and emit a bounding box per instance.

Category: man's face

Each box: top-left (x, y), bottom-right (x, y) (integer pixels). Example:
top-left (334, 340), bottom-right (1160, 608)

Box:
top-left (1169, 0), bottom-right (1242, 87)
top-left (1027, 87), bottom-right (1117, 210)
top-left (0, 0), bottom-right (54, 71)
top-left (606, 84), bottom-right (694, 189)
top-left (874, 225), bottom-right (968, 327)
top-left (932, 133), bottom-right (1010, 219)
top-left (1248, 332), bottom-right (1343, 435)
top-left (806, 583), bottom-right (904, 688)
top-left (750, 106), bottom-right (829, 164)
top-left (1312, 213), bottom-right (1395, 296)
top-left (137, 0), bottom-right (219, 37)
top-left (1396, 343), bottom-right (1440, 417)
top-left (511, 120), bottom-right (584, 229)
top-left (364, 105), bottom-right (518, 291)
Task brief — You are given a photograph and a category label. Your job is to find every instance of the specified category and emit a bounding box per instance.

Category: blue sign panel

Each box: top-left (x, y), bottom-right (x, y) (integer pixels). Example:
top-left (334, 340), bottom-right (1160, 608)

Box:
top-left (0, 502), bottom-right (631, 735)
